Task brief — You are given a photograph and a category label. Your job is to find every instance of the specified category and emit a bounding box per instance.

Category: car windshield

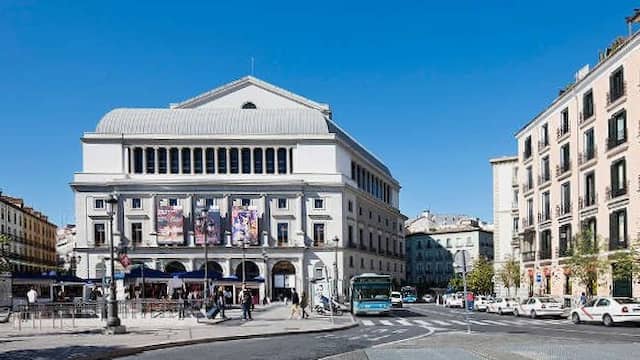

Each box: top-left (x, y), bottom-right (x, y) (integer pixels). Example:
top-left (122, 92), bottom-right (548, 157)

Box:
top-left (615, 298), bottom-right (640, 304)
top-left (538, 298), bottom-right (561, 303)
top-left (391, 293), bottom-right (401, 298)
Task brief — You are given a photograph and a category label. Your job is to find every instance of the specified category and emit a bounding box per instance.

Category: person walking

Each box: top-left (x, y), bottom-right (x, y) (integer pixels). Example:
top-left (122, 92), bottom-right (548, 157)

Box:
top-left (579, 292), bottom-right (587, 306)
top-left (217, 286), bottom-right (228, 319)
top-left (300, 291), bottom-right (309, 319)
top-left (289, 289), bottom-right (300, 319)
top-left (240, 286), bottom-right (253, 320)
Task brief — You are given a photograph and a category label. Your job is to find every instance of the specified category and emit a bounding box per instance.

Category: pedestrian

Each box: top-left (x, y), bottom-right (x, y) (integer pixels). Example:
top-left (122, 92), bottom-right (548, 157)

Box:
top-left (579, 292), bottom-right (587, 306)
top-left (223, 288), bottom-right (232, 309)
top-left (289, 289), bottom-right (300, 319)
top-left (26, 286), bottom-right (38, 318)
top-left (217, 287), bottom-right (228, 319)
top-left (240, 286), bottom-right (253, 320)
top-left (300, 291), bottom-right (309, 319)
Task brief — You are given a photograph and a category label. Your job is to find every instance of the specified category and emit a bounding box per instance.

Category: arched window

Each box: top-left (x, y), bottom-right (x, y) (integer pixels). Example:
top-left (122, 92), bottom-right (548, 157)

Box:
top-left (133, 147), bottom-right (143, 174)
top-left (241, 148), bottom-right (251, 174)
top-left (145, 148), bottom-right (155, 173)
top-left (158, 148), bottom-right (167, 174)
top-left (169, 148), bottom-right (179, 174)
top-left (277, 148), bottom-right (287, 174)
top-left (205, 148), bottom-right (215, 173)
top-left (229, 148), bottom-right (239, 174)
top-left (181, 148), bottom-right (191, 173)
top-left (241, 102), bottom-right (257, 109)
top-left (265, 148), bottom-right (275, 174)
top-left (253, 148), bottom-right (263, 173)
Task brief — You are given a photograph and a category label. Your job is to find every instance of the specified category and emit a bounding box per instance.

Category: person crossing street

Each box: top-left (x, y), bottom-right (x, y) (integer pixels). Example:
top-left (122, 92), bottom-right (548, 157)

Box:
top-left (240, 286), bottom-right (253, 320)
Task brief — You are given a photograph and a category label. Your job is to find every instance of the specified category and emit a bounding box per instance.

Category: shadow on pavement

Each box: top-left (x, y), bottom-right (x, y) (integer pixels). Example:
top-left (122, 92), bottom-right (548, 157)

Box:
top-left (0, 345), bottom-right (122, 360)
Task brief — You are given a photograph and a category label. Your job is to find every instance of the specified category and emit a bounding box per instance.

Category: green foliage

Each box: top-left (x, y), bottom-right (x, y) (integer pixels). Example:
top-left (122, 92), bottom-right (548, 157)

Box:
top-left (498, 257), bottom-right (520, 296)
top-left (609, 243), bottom-right (640, 282)
top-left (565, 230), bottom-right (607, 296)
top-left (0, 234), bottom-right (11, 273)
top-left (448, 274), bottom-right (463, 292)
top-left (466, 257), bottom-right (494, 295)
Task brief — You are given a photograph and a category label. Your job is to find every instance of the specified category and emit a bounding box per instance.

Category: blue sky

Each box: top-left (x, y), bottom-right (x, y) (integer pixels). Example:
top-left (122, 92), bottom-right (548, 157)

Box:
top-left (0, 1), bottom-right (637, 226)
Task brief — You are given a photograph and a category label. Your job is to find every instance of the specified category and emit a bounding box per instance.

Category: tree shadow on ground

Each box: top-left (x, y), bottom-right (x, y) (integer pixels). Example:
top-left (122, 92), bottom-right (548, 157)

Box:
top-left (0, 345), bottom-right (123, 360)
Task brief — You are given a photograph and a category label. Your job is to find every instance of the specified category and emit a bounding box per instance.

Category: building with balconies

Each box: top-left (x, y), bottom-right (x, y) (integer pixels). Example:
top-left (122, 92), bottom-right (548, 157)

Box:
top-left (513, 17), bottom-right (640, 298)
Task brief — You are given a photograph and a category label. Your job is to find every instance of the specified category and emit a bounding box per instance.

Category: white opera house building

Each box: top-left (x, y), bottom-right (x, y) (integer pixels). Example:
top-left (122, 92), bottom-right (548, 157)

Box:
top-left (72, 76), bottom-right (406, 303)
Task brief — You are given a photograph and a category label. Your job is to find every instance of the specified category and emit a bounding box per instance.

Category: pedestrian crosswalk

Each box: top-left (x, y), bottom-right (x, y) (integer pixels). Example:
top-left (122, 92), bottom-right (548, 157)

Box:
top-left (359, 318), bottom-right (571, 328)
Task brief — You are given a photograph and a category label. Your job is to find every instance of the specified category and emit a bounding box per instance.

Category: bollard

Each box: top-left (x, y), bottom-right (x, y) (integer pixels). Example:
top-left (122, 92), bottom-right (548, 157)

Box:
top-left (39, 312), bottom-right (42, 330)
top-left (59, 311), bottom-right (63, 329)
top-left (72, 310), bottom-right (76, 328)
top-left (52, 311), bottom-right (56, 329)
top-left (188, 327), bottom-right (192, 339)
top-left (32, 312), bottom-right (36, 329)
top-left (18, 313), bottom-right (21, 331)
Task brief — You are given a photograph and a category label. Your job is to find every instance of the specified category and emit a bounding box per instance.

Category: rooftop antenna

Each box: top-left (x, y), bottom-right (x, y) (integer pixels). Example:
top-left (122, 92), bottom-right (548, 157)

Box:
top-left (250, 57), bottom-right (255, 76)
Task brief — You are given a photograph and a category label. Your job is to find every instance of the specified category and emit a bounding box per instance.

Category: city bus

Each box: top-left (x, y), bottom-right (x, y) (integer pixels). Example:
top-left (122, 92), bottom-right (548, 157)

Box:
top-left (400, 285), bottom-right (417, 303)
top-left (350, 273), bottom-right (392, 316)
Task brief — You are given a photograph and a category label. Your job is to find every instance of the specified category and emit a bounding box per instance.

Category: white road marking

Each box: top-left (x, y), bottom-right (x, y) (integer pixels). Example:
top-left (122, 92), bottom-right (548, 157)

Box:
top-left (370, 328), bottom-right (388, 333)
top-left (413, 320), bottom-right (433, 326)
top-left (391, 328), bottom-right (408, 334)
top-left (395, 319), bottom-right (412, 326)
top-left (367, 334), bottom-right (391, 341)
top-left (481, 320), bottom-right (509, 326)
top-left (448, 320), bottom-right (468, 325)
top-left (431, 320), bottom-right (451, 326)
top-left (469, 320), bottom-right (490, 325)
top-left (379, 320), bottom-right (393, 326)
top-left (361, 320), bottom-right (375, 326)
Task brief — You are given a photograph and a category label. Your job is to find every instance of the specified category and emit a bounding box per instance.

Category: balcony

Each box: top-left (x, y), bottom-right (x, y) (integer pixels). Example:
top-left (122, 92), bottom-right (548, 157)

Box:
top-left (579, 111), bottom-right (595, 127)
top-left (606, 81), bottom-right (627, 106)
top-left (347, 241), bottom-right (357, 249)
top-left (537, 211), bottom-right (551, 224)
top-left (606, 182), bottom-right (629, 201)
top-left (557, 125), bottom-right (570, 140)
top-left (522, 251), bottom-right (536, 262)
top-left (578, 148), bottom-right (597, 166)
top-left (578, 194), bottom-right (598, 210)
top-left (609, 238), bottom-right (628, 251)
top-left (522, 217), bottom-right (534, 229)
top-left (522, 182), bottom-right (534, 194)
top-left (538, 140), bottom-right (549, 152)
top-left (538, 173), bottom-right (551, 187)
top-left (556, 161), bottom-right (571, 177)
top-left (538, 248), bottom-right (552, 260)
top-left (555, 202), bottom-right (572, 217)
top-left (558, 243), bottom-right (571, 258)
top-left (606, 135), bottom-right (627, 151)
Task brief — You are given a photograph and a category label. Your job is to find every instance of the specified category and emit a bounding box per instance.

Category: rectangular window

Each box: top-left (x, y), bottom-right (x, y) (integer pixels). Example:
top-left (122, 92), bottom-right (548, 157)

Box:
top-left (540, 123), bottom-right (549, 147)
top-left (94, 223), bottom-right (106, 246)
top-left (158, 148), bottom-right (167, 174)
top-left (560, 182), bottom-right (570, 215)
top-left (541, 191), bottom-right (550, 220)
top-left (585, 172), bottom-right (596, 207)
top-left (205, 148), bottom-right (215, 173)
top-left (526, 166), bottom-right (533, 189)
top-left (313, 223), bottom-right (325, 246)
top-left (524, 136), bottom-right (532, 159)
top-left (559, 224), bottom-right (572, 257)
top-left (241, 148), bottom-right (251, 174)
top-left (277, 148), bottom-right (287, 174)
top-left (314, 199), bottom-right (324, 209)
top-left (584, 128), bottom-right (595, 161)
top-left (583, 90), bottom-right (594, 119)
top-left (94, 199), bottom-right (105, 209)
top-left (560, 108), bottom-right (569, 136)
top-left (541, 156), bottom-right (550, 182)
top-left (560, 143), bottom-right (570, 172)
top-left (241, 198), bottom-right (251, 206)
top-left (145, 148), bottom-right (155, 173)
top-left (539, 230), bottom-right (552, 259)
top-left (348, 225), bottom-right (354, 247)
top-left (133, 148), bottom-right (143, 174)
top-left (351, 162), bottom-right (356, 180)
top-left (131, 198), bottom-right (142, 209)
top-left (217, 148), bottom-right (227, 174)
top-left (277, 198), bottom-right (287, 209)
top-left (170, 148), bottom-right (180, 174)
top-left (277, 223), bottom-right (289, 245)
top-left (169, 198), bottom-right (178, 206)
top-left (131, 222), bottom-right (143, 244)
top-left (609, 209), bottom-right (627, 250)
top-left (609, 66), bottom-right (625, 102)
top-left (527, 198), bottom-right (534, 225)
top-left (347, 200), bottom-right (353, 212)
top-left (266, 148), bottom-right (275, 174)
top-left (181, 148), bottom-right (191, 173)
top-left (193, 148), bottom-right (203, 174)
top-left (607, 110), bottom-right (627, 149)
top-left (610, 158), bottom-right (627, 197)
top-left (229, 148), bottom-right (239, 174)
top-left (253, 148), bottom-right (263, 174)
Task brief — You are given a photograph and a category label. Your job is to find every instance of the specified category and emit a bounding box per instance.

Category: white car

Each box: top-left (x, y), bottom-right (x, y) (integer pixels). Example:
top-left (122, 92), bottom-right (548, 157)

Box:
top-left (473, 296), bottom-right (491, 311)
top-left (514, 297), bottom-right (564, 319)
top-left (445, 293), bottom-right (464, 308)
top-left (571, 297), bottom-right (640, 326)
top-left (422, 294), bottom-right (435, 303)
top-left (390, 291), bottom-right (403, 308)
top-left (486, 297), bottom-right (518, 315)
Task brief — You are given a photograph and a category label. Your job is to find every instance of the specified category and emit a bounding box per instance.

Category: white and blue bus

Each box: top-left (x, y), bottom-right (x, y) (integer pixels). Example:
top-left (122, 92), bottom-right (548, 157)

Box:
top-left (350, 273), bottom-right (392, 316)
top-left (401, 286), bottom-right (417, 303)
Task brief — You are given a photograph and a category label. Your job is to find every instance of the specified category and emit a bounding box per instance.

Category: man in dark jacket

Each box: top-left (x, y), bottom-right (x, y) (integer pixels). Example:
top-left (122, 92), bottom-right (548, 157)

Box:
top-left (289, 289), bottom-right (300, 319)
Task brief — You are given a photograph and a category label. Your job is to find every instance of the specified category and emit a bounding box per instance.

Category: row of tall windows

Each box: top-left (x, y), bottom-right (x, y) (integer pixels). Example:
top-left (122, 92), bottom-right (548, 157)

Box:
top-left (350, 161), bottom-right (392, 204)
top-left (131, 147), bottom-right (292, 175)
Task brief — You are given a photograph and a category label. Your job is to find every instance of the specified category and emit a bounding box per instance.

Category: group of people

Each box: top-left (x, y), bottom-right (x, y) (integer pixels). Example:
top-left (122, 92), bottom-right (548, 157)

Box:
top-left (202, 285), bottom-right (255, 320)
top-left (287, 289), bottom-right (309, 320)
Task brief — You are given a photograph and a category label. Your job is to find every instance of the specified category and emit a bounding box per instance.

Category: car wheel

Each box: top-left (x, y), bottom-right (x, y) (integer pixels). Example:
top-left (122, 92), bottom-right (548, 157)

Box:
top-left (571, 312), bottom-right (581, 324)
top-left (530, 310), bottom-right (537, 319)
top-left (498, 308), bottom-right (503, 315)
top-left (603, 314), bottom-right (614, 327)
top-left (513, 308), bottom-right (519, 317)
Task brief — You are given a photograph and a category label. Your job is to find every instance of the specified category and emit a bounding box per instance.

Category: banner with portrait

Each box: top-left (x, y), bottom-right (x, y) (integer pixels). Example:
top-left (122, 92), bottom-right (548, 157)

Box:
top-left (157, 200), bottom-right (184, 245)
top-left (231, 206), bottom-right (258, 246)
top-left (193, 199), bottom-right (221, 245)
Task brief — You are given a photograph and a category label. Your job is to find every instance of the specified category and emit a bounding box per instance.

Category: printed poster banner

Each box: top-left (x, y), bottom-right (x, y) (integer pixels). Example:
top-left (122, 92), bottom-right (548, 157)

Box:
top-left (194, 199), bottom-right (221, 245)
top-left (157, 201), bottom-right (184, 245)
top-left (231, 206), bottom-right (258, 246)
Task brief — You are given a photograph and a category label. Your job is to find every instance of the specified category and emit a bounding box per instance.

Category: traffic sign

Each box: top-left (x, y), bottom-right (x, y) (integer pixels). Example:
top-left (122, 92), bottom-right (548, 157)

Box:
top-left (535, 273), bottom-right (542, 283)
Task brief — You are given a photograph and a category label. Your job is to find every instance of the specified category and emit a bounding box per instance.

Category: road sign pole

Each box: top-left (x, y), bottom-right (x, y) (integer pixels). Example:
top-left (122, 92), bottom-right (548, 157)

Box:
top-left (462, 251), bottom-right (471, 334)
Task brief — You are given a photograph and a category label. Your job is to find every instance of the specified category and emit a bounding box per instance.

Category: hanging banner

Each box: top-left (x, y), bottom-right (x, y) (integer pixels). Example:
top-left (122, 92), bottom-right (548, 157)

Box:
top-left (194, 199), bottom-right (221, 245)
top-left (157, 199), bottom-right (184, 245)
top-left (231, 206), bottom-right (258, 246)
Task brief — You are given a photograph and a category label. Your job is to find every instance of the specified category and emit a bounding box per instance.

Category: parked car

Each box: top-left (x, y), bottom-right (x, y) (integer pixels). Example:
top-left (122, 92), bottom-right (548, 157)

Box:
top-left (514, 296), bottom-right (564, 319)
top-left (571, 297), bottom-right (640, 327)
top-left (390, 291), bottom-right (403, 308)
top-left (421, 294), bottom-right (435, 303)
top-left (486, 297), bottom-right (518, 315)
top-left (473, 296), bottom-right (492, 311)
top-left (445, 293), bottom-right (464, 308)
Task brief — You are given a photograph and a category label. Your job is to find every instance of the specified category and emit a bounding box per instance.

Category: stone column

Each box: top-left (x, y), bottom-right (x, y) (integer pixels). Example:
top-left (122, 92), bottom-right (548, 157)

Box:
top-left (296, 193), bottom-right (305, 246)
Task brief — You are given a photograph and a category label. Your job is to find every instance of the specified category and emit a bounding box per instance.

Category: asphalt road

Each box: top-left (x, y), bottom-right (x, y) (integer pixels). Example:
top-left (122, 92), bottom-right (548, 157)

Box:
top-left (119, 304), bottom-right (640, 360)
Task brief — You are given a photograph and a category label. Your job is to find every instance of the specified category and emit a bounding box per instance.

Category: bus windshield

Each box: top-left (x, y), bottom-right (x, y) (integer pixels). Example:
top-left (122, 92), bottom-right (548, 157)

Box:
top-left (401, 286), bottom-right (416, 297)
top-left (353, 284), bottom-right (390, 301)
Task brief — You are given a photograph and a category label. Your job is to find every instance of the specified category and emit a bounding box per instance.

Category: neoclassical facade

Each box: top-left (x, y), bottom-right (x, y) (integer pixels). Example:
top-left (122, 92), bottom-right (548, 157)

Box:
top-left (72, 76), bottom-right (406, 301)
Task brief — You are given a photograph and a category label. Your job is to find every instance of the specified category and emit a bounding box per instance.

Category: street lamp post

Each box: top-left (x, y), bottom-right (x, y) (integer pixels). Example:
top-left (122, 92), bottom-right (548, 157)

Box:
top-left (241, 239), bottom-right (247, 285)
top-left (333, 236), bottom-right (339, 301)
top-left (105, 193), bottom-right (125, 333)
top-left (197, 210), bottom-right (210, 298)
top-left (261, 247), bottom-right (269, 303)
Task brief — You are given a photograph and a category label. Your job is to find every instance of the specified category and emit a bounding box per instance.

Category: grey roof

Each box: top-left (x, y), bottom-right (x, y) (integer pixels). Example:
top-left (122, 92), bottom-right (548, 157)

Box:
top-left (94, 107), bottom-right (392, 176)
top-left (96, 108), bottom-right (330, 135)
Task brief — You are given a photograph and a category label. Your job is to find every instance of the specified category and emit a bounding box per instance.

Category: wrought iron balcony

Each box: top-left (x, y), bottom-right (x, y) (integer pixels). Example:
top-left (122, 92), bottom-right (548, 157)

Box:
top-left (557, 124), bottom-right (570, 139)
top-left (555, 202), bottom-right (572, 217)
top-left (606, 81), bottom-right (627, 105)
top-left (538, 248), bottom-right (552, 260)
top-left (606, 135), bottom-right (627, 150)
top-left (556, 161), bottom-right (571, 177)
top-left (606, 181), bottom-right (629, 201)
top-left (578, 194), bottom-right (598, 209)
top-left (522, 251), bottom-right (536, 262)
top-left (578, 147), bottom-right (597, 165)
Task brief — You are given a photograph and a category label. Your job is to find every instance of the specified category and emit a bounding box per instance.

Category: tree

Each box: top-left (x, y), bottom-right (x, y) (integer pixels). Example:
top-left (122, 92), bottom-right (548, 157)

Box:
top-left (0, 234), bottom-right (11, 273)
top-left (565, 230), bottom-right (607, 296)
top-left (447, 274), bottom-right (463, 292)
top-left (466, 257), bottom-right (494, 295)
top-left (498, 257), bottom-right (520, 296)
top-left (609, 242), bottom-right (640, 285)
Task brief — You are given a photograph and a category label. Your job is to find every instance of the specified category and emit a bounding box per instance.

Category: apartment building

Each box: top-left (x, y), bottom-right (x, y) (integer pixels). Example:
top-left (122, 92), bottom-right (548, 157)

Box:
top-left (514, 27), bottom-right (640, 298)
top-left (0, 192), bottom-right (58, 273)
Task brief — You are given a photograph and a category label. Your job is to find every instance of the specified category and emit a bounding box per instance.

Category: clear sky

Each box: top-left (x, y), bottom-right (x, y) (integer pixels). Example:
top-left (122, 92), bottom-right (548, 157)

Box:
top-left (0, 1), bottom-right (637, 226)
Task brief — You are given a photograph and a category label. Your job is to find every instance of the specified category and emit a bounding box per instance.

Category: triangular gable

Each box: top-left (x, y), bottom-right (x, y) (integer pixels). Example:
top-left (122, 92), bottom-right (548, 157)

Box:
top-left (170, 76), bottom-right (331, 116)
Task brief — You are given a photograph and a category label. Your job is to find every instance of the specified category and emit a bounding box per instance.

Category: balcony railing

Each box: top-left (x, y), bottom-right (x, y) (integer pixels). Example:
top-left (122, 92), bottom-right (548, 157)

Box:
top-left (606, 135), bottom-right (627, 150)
top-left (578, 194), bottom-right (598, 209)
top-left (522, 217), bottom-right (534, 228)
top-left (359, 243), bottom-right (367, 251)
top-left (538, 248), bottom-right (552, 260)
top-left (556, 161), bottom-right (571, 177)
top-left (555, 202), bottom-right (572, 217)
top-left (609, 238), bottom-right (628, 251)
top-left (557, 124), bottom-right (570, 139)
top-left (559, 243), bottom-right (571, 257)
top-left (606, 81), bottom-right (627, 105)
top-left (579, 110), bottom-right (594, 125)
top-left (522, 251), bottom-right (536, 262)
top-left (578, 147), bottom-right (597, 165)
top-left (538, 140), bottom-right (549, 152)
top-left (606, 181), bottom-right (629, 200)
top-left (522, 182), bottom-right (534, 193)
top-left (538, 173), bottom-right (551, 186)
top-left (537, 211), bottom-right (551, 223)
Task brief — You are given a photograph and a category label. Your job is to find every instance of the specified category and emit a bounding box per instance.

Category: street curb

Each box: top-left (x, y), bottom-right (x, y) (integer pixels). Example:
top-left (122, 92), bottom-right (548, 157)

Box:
top-left (80, 321), bottom-right (359, 359)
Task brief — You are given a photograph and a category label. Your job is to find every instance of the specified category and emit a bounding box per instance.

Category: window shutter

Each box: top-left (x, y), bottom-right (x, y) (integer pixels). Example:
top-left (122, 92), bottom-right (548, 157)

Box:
top-left (609, 212), bottom-right (617, 250)
top-left (611, 162), bottom-right (618, 193)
